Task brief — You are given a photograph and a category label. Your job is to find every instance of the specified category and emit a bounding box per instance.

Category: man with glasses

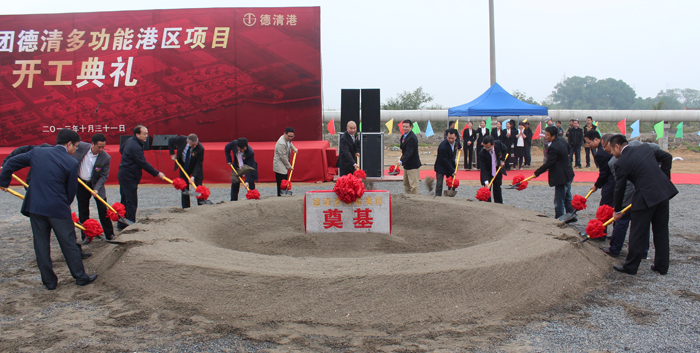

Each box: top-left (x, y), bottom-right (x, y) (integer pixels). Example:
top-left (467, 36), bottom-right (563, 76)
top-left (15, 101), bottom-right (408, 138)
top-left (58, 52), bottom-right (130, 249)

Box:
top-left (273, 127), bottom-right (298, 196)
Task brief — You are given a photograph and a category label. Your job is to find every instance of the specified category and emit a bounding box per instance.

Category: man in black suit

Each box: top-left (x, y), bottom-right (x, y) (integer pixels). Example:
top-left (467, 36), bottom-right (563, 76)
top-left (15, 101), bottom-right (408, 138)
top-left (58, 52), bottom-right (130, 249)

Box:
top-left (523, 122), bottom-right (533, 167)
top-left (479, 135), bottom-right (507, 203)
top-left (443, 120), bottom-right (462, 151)
top-left (566, 119), bottom-right (583, 168)
top-left (585, 131), bottom-right (614, 207)
top-left (475, 120), bottom-right (490, 170)
top-left (168, 133), bottom-right (204, 208)
top-left (118, 125), bottom-right (165, 228)
top-left (74, 133), bottom-right (113, 242)
top-left (399, 120), bottom-right (422, 194)
top-left (225, 137), bottom-right (258, 201)
top-left (434, 129), bottom-right (457, 197)
top-left (461, 121), bottom-right (476, 170)
top-left (337, 121), bottom-right (360, 177)
top-left (534, 126), bottom-right (576, 220)
top-left (609, 135), bottom-right (677, 275)
top-left (0, 129), bottom-right (97, 290)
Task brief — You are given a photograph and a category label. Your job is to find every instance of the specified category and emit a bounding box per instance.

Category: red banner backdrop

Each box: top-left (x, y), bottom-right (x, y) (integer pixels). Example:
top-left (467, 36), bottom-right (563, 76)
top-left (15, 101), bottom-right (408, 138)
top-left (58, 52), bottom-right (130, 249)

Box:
top-left (0, 7), bottom-right (322, 147)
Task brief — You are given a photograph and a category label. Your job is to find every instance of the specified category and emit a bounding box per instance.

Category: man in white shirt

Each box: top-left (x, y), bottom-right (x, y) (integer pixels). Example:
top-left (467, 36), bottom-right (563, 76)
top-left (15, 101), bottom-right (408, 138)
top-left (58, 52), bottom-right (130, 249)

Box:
top-left (74, 133), bottom-right (113, 243)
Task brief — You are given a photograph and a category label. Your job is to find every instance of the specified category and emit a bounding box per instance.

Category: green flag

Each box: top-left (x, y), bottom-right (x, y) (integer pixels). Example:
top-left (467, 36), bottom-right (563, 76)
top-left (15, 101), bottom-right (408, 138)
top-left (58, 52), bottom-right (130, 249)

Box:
top-left (485, 117), bottom-right (492, 132)
top-left (412, 122), bottom-right (420, 134)
top-left (675, 122), bottom-right (683, 138)
top-left (654, 121), bottom-right (664, 140)
top-left (359, 122), bottom-right (362, 132)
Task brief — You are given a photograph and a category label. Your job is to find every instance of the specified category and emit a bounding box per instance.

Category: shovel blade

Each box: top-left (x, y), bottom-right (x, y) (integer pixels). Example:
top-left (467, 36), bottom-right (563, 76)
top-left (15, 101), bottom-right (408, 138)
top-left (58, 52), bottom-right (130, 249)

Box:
top-left (118, 216), bottom-right (135, 226)
top-left (388, 171), bottom-right (400, 175)
top-left (443, 190), bottom-right (457, 197)
top-left (559, 211), bottom-right (578, 223)
top-left (182, 190), bottom-right (200, 197)
top-left (201, 199), bottom-right (213, 205)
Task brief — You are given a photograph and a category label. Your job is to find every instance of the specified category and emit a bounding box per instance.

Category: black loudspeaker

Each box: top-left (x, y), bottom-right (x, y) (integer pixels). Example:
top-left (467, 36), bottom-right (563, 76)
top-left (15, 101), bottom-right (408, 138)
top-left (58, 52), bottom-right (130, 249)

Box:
top-left (340, 89), bottom-right (360, 133)
top-left (361, 89), bottom-right (380, 133)
top-left (119, 135), bottom-right (150, 150)
top-left (151, 134), bottom-right (176, 150)
top-left (361, 132), bottom-right (384, 178)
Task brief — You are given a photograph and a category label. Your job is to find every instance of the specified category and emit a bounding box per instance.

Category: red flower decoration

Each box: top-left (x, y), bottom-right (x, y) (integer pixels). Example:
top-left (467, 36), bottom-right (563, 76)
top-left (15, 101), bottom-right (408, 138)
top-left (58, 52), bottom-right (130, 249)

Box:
top-left (195, 185), bottom-right (211, 200)
top-left (280, 179), bottom-right (290, 190)
top-left (353, 169), bottom-right (367, 179)
top-left (596, 205), bottom-right (614, 223)
top-left (446, 176), bottom-right (460, 189)
top-left (512, 174), bottom-right (529, 190)
top-left (517, 181), bottom-right (528, 191)
top-left (333, 174), bottom-right (365, 204)
top-left (72, 212), bottom-right (80, 224)
top-left (476, 187), bottom-right (491, 201)
top-left (388, 165), bottom-right (396, 173)
top-left (107, 202), bottom-right (126, 221)
top-left (172, 177), bottom-right (188, 191)
top-left (246, 189), bottom-right (261, 200)
top-left (571, 195), bottom-right (588, 211)
top-left (585, 219), bottom-right (605, 239)
top-left (83, 219), bottom-right (104, 239)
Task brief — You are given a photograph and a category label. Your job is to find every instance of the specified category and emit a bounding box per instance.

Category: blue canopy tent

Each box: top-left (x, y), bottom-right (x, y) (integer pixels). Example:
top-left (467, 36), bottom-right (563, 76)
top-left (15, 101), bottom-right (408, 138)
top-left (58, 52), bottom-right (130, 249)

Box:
top-left (448, 83), bottom-right (548, 117)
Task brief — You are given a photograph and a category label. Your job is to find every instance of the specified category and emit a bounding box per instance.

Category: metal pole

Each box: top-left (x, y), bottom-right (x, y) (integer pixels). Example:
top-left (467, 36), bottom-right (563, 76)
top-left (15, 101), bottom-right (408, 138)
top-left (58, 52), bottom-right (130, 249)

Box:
top-left (489, 0), bottom-right (496, 86)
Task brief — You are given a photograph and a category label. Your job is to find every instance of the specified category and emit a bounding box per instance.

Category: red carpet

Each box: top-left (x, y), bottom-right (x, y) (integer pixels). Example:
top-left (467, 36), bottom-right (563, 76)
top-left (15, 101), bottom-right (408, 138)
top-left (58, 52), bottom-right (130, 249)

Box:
top-left (382, 169), bottom-right (700, 185)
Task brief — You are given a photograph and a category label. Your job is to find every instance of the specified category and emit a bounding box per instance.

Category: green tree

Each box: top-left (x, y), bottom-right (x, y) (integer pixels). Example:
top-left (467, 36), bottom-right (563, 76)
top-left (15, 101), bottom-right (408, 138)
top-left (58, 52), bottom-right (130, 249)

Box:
top-left (547, 76), bottom-right (636, 109)
top-left (382, 86), bottom-right (434, 110)
top-left (511, 90), bottom-right (540, 105)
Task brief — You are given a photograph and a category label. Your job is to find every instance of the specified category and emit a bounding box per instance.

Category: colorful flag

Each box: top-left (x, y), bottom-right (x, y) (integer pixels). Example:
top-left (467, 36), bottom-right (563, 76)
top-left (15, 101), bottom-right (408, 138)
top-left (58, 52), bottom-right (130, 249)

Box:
top-left (385, 118), bottom-right (394, 135)
top-left (426, 121), bottom-right (434, 137)
top-left (485, 117), bottom-right (492, 132)
top-left (654, 121), bottom-right (664, 140)
top-left (455, 119), bottom-right (459, 132)
top-left (412, 122), bottom-right (421, 134)
top-left (501, 119), bottom-right (509, 130)
top-left (398, 120), bottom-right (405, 135)
top-left (532, 122), bottom-right (541, 140)
top-left (522, 118), bottom-right (528, 123)
top-left (617, 119), bottom-right (626, 135)
top-left (675, 122), bottom-right (683, 138)
top-left (359, 122), bottom-right (363, 132)
top-left (326, 119), bottom-right (335, 135)
top-left (630, 120), bottom-right (640, 138)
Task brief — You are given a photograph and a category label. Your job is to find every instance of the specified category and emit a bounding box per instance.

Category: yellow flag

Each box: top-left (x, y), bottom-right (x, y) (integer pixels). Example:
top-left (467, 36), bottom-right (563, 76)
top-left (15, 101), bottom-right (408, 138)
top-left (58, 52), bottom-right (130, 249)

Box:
top-left (522, 118), bottom-right (528, 123)
top-left (385, 118), bottom-right (394, 135)
top-left (455, 119), bottom-right (459, 132)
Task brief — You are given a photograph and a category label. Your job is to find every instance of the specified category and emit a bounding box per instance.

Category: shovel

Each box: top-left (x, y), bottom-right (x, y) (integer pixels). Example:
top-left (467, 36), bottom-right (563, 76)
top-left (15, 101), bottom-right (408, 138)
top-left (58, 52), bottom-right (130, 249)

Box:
top-left (281, 151), bottom-right (297, 196)
top-left (231, 164), bottom-right (258, 197)
top-left (77, 178), bottom-right (134, 226)
top-left (507, 174), bottom-right (536, 189)
top-left (162, 176), bottom-right (200, 196)
top-left (444, 149), bottom-right (463, 197)
top-left (175, 159), bottom-right (213, 205)
top-left (388, 154), bottom-right (402, 175)
top-left (1, 186), bottom-right (86, 231)
top-left (580, 204), bottom-right (632, 242)
top-left (12, 174), bottom-right (28, 188)
top-left (560, 189), bottom-right (595, 223)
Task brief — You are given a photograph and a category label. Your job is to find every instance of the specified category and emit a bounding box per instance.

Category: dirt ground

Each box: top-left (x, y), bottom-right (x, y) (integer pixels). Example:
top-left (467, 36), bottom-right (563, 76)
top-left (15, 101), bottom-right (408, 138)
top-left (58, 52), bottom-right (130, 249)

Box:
top-left (0, 195), bottom-right (612, 352)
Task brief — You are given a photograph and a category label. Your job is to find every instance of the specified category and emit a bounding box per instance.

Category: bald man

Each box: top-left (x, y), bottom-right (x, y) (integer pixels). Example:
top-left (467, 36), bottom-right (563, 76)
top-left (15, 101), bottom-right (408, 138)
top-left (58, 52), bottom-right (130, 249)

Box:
top-left (337, 121), bottom-right (360, 177)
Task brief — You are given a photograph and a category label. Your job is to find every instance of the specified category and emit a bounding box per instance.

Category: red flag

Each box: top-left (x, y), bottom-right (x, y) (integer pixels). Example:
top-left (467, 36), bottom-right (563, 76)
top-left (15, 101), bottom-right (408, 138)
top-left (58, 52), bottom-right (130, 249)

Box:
top-left (617, 119), bottom-right (626, 135)
top-left (532, 122), bottom-right (542, 140)
top-left (398, 120), bottom-right (405, 135)
top-left (326, 119), bottom-right (336, 135)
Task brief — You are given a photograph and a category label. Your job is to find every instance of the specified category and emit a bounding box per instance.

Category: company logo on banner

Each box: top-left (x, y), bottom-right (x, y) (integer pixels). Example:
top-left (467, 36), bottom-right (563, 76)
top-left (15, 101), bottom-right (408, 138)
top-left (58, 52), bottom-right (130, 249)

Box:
top-left (0, 7), bottom-right (321, 147)
top-left (304, 191), bottom-right (392, 234)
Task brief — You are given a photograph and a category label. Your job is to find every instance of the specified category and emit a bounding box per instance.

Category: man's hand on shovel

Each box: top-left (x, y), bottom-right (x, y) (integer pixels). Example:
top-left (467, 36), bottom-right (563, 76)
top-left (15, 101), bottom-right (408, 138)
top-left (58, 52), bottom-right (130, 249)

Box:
top-left (77, 178), bottom-right (134, 226)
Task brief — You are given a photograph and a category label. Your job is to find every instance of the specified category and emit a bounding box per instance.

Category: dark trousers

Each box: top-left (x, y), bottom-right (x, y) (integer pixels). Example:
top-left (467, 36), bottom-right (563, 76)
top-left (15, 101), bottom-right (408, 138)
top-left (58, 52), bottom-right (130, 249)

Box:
top-left (180, 172), bottom-right (204, 208)
top-left (524, 145), bottom-right (532, 166)
top-left (77, 179), bottom-right (114, 239)
top-left (435, 173), bottom-right (445, 196)
top-left (569, 145), bottom-right (581, 167)
top-left (476, 145), bottom-right (484, 169)
top-left (118, 180), bottom-right (139, 227)
top-left (338, 166), bottom-right (353, 177)
top-left (622, 200), bottom-right (670, 274)
top-left (585, 146), bottom-right (598, 167)
top-left (30, 213), bottom-right (90, 288)
top-left (231, 180), bottom-right (256, 201)
top-left (464, 144), bottom-right (473, 169)
top-left (488, 176), bottom-right (503, 203)
top-left (609, 211), bottom-right (650, 256)
top-left (554, 180), bottom-right (574, 219)
top-left (275, 172), bottom-right (288, 197)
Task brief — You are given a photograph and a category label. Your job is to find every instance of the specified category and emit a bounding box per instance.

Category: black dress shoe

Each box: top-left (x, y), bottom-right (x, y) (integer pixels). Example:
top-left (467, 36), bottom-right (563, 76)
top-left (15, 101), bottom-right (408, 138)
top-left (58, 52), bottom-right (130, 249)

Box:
top-left (105, 233), bottom-right (114, 241)
top-left (77, 274), bottom-right (98, 286)
top-left (601, 247), bottom-right (619, 257)
top-left (81, 251), bottom-right (92, 259)
top-left (651, 265), bottom-right (667, 275)
top-left (45, 285), bottom-right (56, 290)
top-left (613, 265), bottom-right (636, 275)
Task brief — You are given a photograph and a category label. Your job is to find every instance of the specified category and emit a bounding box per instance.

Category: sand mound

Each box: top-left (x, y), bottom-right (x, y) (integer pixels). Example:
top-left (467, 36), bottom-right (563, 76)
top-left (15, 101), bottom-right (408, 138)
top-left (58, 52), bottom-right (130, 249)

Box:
top-left (92, 194), bottom-right (611, 331)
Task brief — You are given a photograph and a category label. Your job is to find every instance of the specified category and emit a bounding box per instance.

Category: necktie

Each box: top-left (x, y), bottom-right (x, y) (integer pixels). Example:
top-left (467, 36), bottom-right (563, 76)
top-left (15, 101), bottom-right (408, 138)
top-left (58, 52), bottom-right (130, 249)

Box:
top-left (184, 145), bottom-right (191, 169)
top-left (491, 150), bottom-right (497, 176)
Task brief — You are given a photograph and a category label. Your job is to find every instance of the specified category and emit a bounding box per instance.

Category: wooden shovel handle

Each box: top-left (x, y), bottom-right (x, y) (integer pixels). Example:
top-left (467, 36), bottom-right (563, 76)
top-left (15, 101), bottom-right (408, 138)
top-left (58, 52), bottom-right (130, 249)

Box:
top-left (584, 189), bottom-right (595, 199)
top-left (77, 178), bottom-right (117, 214)
top-left (12, 174), bottom-right (28, 188)
top-left (174, 159), bottom-right (196, 189)
top-left (287, 151), bottom-right (297, 183)
top-left (603, 204), bottom-right (632, 227)
top-left (488, 153), bottom-right (509, 189)
top-left (1, 186), bottom-right (84, 230)
top-left (230, 164), bottom-right (250, 191)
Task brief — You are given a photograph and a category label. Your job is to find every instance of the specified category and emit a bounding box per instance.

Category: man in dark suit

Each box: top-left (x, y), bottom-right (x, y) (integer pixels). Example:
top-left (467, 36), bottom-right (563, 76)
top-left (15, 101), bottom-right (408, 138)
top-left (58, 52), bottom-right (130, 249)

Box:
top-left (434, 129), bottom-right (457, 197)
top-left (225, 137), bottom-right (258, 201)
top-left (461, 121), bottom-right (476, 170)
top-left (523, 122), bottom-right (533, 167)
top-left (479, 135), bottom-right (507, 203)
top-left (168, 134), bottom-right (204, 208)
top-left (0, 129), bottom-right (97, 290)
top-left (534, 126), bottom-right (576, 220)
top-left (118, 125), bottom-right (165, 228)
top-left (609, 135), bottom-right (677, 275)
top-left (585, 131), bottom-right (614, 207)
top-left (1, 143), bottom-right (53, 188)
top-left (566, 119), bottom-right (583, 168)
top-left (74, 133), bottom-right (113, 242)
top-left (443, 120), bottom-right (462, 151)
top-left (475, 120), bottom-right (490, 170)
top-left (399, 120), bottom-right (422, 194)
top-left (337, 121), bottom-right (360, 177)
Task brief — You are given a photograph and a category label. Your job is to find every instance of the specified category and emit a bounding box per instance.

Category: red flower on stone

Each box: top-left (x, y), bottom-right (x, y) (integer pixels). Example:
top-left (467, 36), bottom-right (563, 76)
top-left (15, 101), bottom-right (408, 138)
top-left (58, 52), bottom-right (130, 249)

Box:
top-left (333, 174), bottom-right (365, 204)
top-left (353, 169), bottom-right (367, 179)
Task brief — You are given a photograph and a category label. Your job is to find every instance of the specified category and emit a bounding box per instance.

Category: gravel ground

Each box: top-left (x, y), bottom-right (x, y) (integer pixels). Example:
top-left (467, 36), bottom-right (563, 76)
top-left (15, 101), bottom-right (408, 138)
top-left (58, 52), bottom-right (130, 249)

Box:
top-left (1, 181), bottom-right (698, 352)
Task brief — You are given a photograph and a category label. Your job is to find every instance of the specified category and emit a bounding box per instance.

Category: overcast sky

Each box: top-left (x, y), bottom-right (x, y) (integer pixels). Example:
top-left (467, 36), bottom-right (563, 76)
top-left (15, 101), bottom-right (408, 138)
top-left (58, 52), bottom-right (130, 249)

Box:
top-left (5, 0), bottom-right (699, 109)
